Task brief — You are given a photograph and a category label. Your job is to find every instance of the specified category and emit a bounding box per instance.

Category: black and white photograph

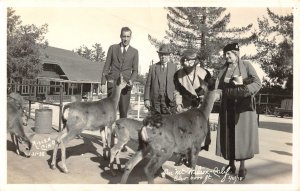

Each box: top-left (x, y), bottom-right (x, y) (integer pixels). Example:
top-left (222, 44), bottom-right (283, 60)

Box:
top-left (1, 0), bottom-right (299, 191)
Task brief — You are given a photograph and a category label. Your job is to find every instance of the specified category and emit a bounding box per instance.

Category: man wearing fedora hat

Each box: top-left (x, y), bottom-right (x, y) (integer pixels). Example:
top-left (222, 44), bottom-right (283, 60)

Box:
top-left (144, 44), bottom-right (177, 115)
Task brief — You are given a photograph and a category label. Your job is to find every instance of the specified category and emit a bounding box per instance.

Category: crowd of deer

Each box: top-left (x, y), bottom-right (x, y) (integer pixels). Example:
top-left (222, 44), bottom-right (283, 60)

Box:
top-left (7, 74), bottom-right (222, 184)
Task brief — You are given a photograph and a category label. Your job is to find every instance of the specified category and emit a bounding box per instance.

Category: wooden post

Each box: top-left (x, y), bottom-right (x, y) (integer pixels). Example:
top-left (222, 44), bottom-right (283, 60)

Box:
top-left (59, 85), bottom-right (63, 131)
top-left (266, 95), bottom-right (269, 114)
top-left (28, 85), bottom-right (32, 119)
top-left (90, 83), bottom-right (92, 100)
top-left (137, 91), bottom-right (140, 119)
top-left (71, 83), bottom-right (74, 95)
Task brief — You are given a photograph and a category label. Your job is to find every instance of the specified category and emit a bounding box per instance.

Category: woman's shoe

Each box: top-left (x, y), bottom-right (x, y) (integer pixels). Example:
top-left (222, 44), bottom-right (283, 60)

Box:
top-left (223, 165), bottom-right (236, 174)
top-left (238, 168), bottom-right (247, 181)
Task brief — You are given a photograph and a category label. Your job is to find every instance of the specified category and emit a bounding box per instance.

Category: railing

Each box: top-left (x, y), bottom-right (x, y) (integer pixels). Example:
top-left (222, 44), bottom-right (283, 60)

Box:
top-left (8, 83), bottom-right (64, 131)
top-left (256, 93), bottom-right (292, 115)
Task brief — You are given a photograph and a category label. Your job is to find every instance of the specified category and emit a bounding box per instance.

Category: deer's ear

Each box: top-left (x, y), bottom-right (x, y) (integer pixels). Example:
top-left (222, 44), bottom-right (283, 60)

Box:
top-left (214, 78), bottom-right (220, 90)
top-left (155, 122), bottom-right (162, 128)
top-left (145, 124), bottom-right (153, 130)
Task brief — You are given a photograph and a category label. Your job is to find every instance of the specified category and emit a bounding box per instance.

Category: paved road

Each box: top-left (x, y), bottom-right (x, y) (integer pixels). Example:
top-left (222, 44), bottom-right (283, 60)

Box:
top-left (5, 112), bottom-right (294, 189)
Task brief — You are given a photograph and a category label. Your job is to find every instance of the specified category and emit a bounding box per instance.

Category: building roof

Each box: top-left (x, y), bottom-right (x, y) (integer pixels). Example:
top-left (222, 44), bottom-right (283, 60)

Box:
top-left (39, 46), bottom-right (104, 83)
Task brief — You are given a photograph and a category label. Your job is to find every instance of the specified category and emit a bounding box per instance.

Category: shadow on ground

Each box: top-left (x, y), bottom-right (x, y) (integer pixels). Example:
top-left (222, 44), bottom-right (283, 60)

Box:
top-left (259, 121), bottom-right (292, 133)
top-left (46, 132), bottom-right (104, 173)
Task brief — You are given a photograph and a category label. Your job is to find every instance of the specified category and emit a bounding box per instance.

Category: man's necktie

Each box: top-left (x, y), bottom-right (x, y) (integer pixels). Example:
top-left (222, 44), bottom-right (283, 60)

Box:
top-left (123, 47), bottom-right (127, 56)
top-left (162, 64), bottom-right (166, 71)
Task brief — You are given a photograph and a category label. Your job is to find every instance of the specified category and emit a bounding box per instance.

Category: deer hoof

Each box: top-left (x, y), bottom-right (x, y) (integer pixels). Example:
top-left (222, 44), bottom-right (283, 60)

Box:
top-left (110, 168), bottom-right (117, 176)
top-left (50, 164), bottom-right (56, 170)
top-left (61, 167), bottom-right (69, 174)
top-left (103, 153), bottom-right (108, 160)
top-left (117, 164), bottom-right (123, 172)
top-left (103, 150), bottom-right (111, 160)
top-left (160, 172), bottom-right (166, 178)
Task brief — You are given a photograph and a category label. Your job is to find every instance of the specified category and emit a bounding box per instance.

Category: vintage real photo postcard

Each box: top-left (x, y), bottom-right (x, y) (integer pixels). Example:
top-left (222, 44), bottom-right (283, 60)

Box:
top-left (1, 0), bottom-right (299, 191)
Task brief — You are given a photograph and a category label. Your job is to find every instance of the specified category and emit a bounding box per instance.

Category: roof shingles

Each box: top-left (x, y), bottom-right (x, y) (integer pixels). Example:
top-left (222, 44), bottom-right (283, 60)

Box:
top-left (39, 46), bottom-right (104, 83)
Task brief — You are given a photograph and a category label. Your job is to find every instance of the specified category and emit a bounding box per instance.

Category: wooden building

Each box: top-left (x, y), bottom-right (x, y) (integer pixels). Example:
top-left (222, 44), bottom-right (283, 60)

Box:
top-left (9, 46), bottom-right (104, 102)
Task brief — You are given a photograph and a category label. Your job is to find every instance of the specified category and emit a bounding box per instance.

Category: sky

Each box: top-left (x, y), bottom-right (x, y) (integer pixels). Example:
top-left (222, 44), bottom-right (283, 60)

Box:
top-left (10, 6), bottom-right (293, 78)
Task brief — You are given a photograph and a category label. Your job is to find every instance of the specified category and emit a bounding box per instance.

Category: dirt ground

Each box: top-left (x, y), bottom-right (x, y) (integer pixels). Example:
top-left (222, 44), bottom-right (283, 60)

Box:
top-left (5, 101), bottom-right (293, 187)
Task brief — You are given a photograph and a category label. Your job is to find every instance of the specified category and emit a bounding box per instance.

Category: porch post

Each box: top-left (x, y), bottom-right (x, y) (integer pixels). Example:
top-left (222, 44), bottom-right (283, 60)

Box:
top-left (71, 83), bottom-right (74, 95)
top-left (90, 83), bottom-right (93, 96)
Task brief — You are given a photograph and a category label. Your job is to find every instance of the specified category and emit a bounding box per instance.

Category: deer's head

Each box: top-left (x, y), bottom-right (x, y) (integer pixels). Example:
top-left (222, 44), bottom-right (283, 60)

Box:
top-left (205, 77), bottom-right (222, 102)
top-left (116, 73), bottom-right (127, 90)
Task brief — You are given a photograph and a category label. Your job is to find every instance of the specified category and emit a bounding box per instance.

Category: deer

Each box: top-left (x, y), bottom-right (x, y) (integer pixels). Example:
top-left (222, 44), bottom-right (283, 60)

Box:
top-left (109, 118), bottom-right (151, 176)
top-left (7, 93), bottom-right (32, 157)
top-left (120, 78), bottom-right (221, 184)
top-left (50, 74), bottom-right (127, 173)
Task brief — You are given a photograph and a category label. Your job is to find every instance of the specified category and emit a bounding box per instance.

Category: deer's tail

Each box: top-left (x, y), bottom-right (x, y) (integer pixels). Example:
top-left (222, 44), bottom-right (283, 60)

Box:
top-left (61, 103), bottom-right (71, 130)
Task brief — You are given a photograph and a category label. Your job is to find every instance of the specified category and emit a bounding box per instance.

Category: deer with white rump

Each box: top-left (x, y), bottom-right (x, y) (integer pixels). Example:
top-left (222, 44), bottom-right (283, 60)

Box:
top-left (121, 78), bottom-right (221, 184)
top-left (50, 74), bottom-right (127, 173)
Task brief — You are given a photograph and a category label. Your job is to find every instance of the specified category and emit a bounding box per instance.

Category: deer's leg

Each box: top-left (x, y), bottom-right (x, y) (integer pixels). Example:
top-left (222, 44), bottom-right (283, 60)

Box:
top-left (59, 128), bottom-right (81, 173)
top-left (114, 136), bottom-right (122, 171)
top-left (107, 123), bottom-right (115, 148)
top-left (10, 133), bottom-right (20, 155)
top-left (109, 135), bottom-right (129, 176)
top-left (121, 147), bottom-right (149, 184)
top-left (144, 150), bottom-right (173, 184)
top-left (188, 146), bottom-right (200, 184)
top-left (51, 131), bottom-right (67, 170)
top-left (101, 128), bottom-right (110, 160)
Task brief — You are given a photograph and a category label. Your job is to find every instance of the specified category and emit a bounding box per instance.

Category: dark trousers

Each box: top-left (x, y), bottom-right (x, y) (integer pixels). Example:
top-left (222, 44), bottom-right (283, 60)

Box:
top-left (107, 82), bottom-right (131, 118)
top-left (151, 94), bottom-right (174, 115)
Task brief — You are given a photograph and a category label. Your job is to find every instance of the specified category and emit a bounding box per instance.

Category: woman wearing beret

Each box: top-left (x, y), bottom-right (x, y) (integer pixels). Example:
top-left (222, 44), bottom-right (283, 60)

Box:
top-left (216, 43), bottom-right (262, 181)
top-left (173, 49), bottom-right (212, 166)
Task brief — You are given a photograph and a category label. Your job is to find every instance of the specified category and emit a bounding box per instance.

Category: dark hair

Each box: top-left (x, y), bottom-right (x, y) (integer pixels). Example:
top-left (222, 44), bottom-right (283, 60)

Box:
top-left (120, 27), bottom-right (132, 36)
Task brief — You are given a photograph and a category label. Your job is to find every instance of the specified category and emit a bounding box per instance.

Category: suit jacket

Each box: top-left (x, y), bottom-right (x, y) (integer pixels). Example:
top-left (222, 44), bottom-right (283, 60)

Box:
top-left (174, 66), bottom-right (211, 108)
top-left (101, 43), bottom-right (139, 84)
top-left (144, 61), bottom-right (177, 103)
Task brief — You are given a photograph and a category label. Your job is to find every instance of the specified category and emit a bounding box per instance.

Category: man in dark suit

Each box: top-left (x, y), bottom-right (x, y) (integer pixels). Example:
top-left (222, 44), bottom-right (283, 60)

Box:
top-left (144, 44), bottom-right (177, 115)
top-left (101, 27), bottom-right (139, 118)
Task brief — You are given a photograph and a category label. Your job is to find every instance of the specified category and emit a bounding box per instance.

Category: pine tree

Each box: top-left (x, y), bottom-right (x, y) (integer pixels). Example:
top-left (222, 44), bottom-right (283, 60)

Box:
top-left (252, 8), bottom-right (293, 94)
top-left (148, 7), bottom-right (256, 69)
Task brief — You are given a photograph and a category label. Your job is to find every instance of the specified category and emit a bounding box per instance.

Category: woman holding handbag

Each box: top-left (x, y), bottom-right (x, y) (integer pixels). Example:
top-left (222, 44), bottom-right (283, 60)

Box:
top-left (216, 43), bottom-right (262, 181)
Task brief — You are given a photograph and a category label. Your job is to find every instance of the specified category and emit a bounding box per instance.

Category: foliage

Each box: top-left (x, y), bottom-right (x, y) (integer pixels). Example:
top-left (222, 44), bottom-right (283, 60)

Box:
top-left (135, 73), bottom-right (147, 85)
top-left (7, 8), bottom-right (48, 83)
top-left (148, 7), bottom-right (256, 69)
top-left (252, 8), bottom-right (293, 95)
top-left (73, 43), bottom-right (106, 62)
